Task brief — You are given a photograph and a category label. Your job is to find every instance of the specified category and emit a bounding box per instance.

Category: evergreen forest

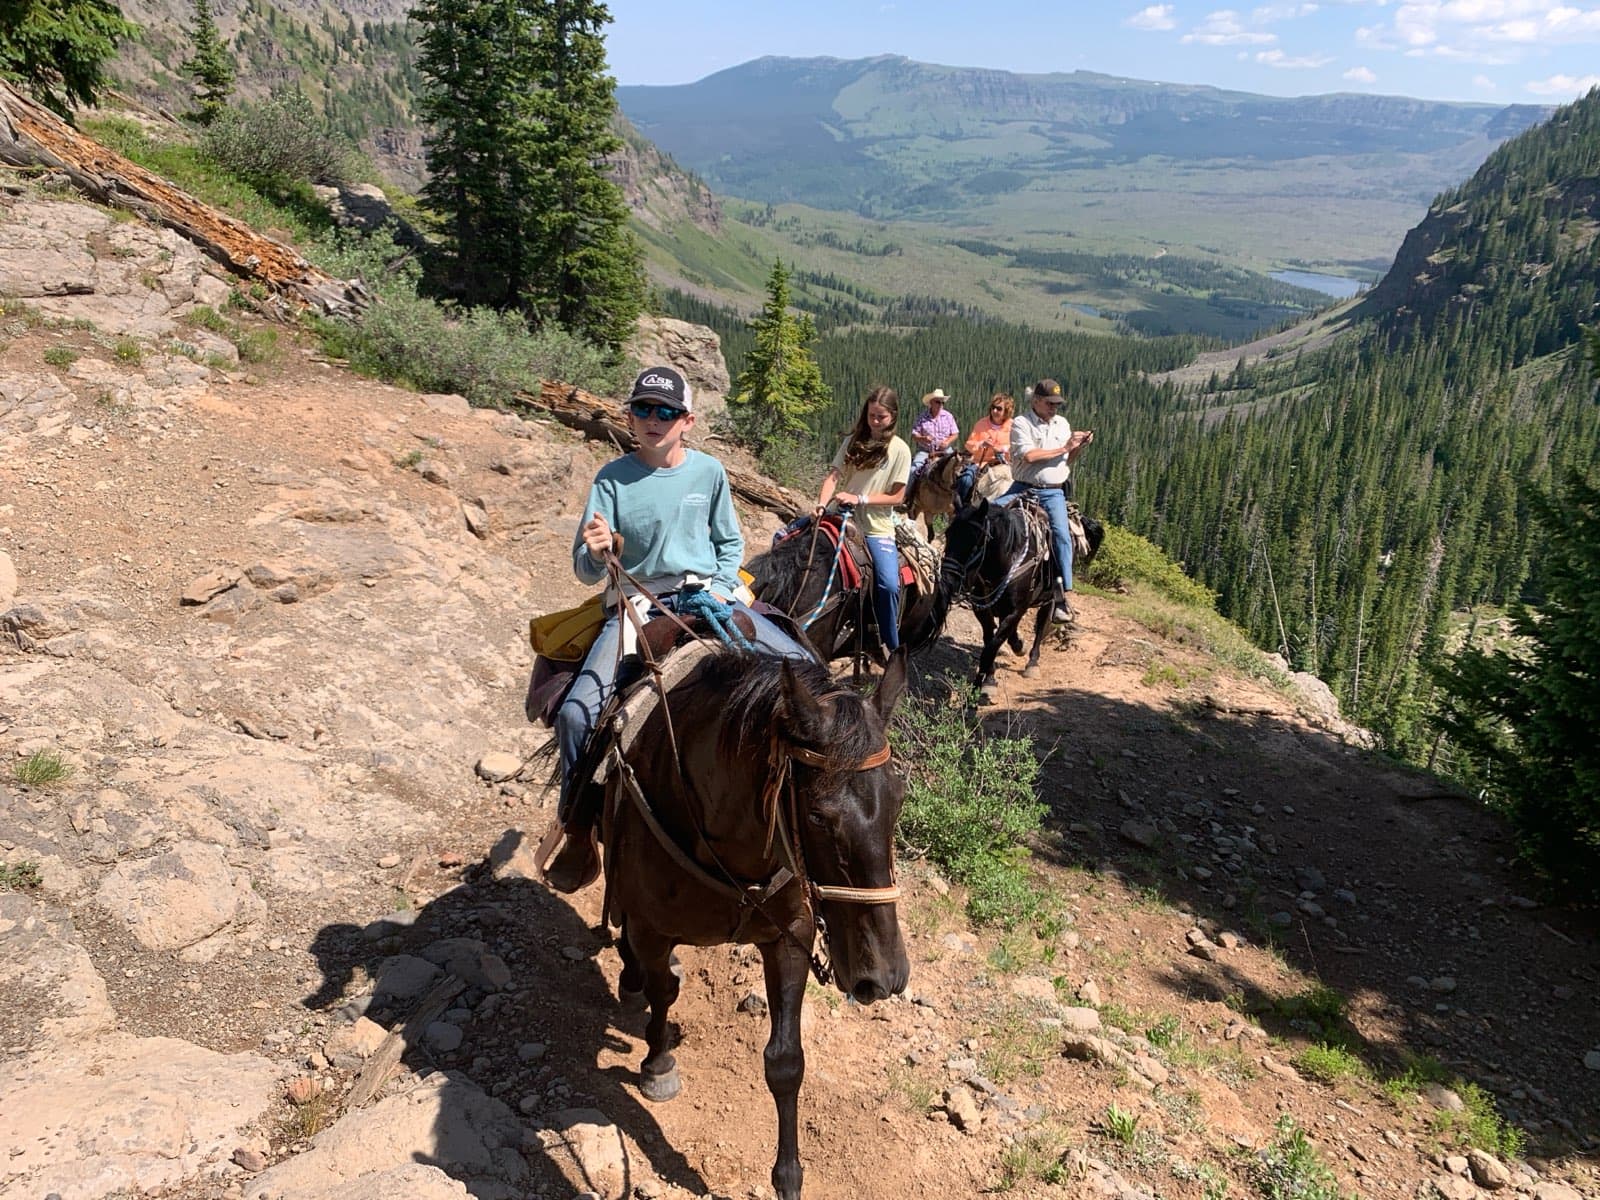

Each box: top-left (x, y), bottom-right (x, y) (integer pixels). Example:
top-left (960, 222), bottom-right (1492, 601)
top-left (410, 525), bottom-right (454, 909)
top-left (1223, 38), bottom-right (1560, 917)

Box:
top-left (668, 89), bottom-right (1600, 761)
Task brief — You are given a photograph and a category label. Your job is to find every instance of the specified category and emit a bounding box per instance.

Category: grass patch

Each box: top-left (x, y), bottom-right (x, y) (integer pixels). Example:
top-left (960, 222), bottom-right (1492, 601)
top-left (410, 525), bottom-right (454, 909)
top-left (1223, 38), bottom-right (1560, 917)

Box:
top-left (884, 1060), bottom-right (939, 1114)
top-left (0, 861), bottom-right (44, 890)
top-left (394, 448), bottom-right (424, 470)
top-left (1248, 1115), bottom-right (1351, 1200)
top-left (43, 345), bottom-right (78, 367)
top-left (1293, 1042), bottom-right (1368, 1084)
top-left (236, 328), bottom-right (281, 365)
top-left (81, 117), bottom-right (335, 246)
top-left (997, 1126), bottom-right (1073, 1190)
top-left (981, 1007), bottom-right (1060, 1084)
top-left (891, 688), bottom-right (1052, 930)
top-left (112, 337), bottom-right (144, 364)
top-left (184, 304), bottom-right (233, 335)
top-left (1269, 984), bottom-right (1358, 1049)
top-left (15, 750), bottom-right (73, 787)
top-left (1429, 1081), bottom-right (1527, 1160)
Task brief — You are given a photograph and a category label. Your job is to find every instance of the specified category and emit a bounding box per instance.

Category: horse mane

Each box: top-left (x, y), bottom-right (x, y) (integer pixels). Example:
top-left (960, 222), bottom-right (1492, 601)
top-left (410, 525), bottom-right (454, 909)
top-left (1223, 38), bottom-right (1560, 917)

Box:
top-left (952, 501), bottom-right (1031, 564)
top-left (745, 531), bottom-right (813, 608)
top-left (686, 651), bottom-right (885, 771)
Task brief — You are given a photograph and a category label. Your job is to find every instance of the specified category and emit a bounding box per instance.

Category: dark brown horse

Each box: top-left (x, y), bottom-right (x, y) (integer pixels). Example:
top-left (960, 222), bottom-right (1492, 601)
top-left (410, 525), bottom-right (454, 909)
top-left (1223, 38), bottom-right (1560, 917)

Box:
top-left (940, 497), bottom-right (1104, 703)
top-left (600, 647), bottom-right (911, 1200)
top-left (746, 516), bottom-right (947, 664)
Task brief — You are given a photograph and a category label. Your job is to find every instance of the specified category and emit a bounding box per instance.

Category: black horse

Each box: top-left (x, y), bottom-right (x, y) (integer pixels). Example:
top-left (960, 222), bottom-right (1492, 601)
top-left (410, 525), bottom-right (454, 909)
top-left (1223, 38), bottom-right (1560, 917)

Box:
top-left (601, 647), bottom-right (911, 1200)
top-left (747, 515), bottom-right (947, 664)
top-left (940, 496), bottom-right (1103, 702)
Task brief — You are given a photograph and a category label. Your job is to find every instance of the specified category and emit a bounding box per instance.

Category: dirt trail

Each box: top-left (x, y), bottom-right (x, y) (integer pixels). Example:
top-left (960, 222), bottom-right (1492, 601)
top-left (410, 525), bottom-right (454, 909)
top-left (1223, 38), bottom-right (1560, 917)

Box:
top-left (0, 193), bottom-right (1596, 1200)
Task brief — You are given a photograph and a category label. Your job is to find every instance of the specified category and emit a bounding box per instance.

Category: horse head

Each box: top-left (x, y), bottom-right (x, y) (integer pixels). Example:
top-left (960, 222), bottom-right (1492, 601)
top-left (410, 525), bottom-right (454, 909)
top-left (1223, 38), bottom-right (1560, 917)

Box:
top-left (776, 650), bottom-right (912, 1004)
top-left (941, 497), bottom-right (993, 595)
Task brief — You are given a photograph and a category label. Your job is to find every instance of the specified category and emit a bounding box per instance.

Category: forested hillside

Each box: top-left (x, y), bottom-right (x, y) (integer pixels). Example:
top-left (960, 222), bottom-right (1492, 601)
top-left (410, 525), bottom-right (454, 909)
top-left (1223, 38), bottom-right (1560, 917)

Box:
top-left (675, 89), bottom-right (1600, 756)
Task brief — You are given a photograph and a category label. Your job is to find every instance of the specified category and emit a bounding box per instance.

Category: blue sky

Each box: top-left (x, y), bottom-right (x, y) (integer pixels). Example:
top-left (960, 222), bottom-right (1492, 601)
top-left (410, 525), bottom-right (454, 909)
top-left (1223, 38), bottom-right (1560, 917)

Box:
top-left (604, 0), bottom-right (1600, 103)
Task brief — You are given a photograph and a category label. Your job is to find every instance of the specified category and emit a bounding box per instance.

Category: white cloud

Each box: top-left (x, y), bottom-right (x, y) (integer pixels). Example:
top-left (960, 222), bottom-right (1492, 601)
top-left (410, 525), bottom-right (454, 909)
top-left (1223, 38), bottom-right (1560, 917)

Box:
top-left (1525, 71), bottom-right (1600, 94)
top-left (1252, 3), bottom-right (1322, 19)
top-left (1183, 9), bottom-right (1281, 43)
top-left (1372, 0), bottom-right (1600, 60)
top-left (1126, 4), bottom-right (1179, 30)
top-left (1472, 72), bottom-right (1498, 86)
top-left (1257, 47), bottom-right (1337, 63)
top-left (1344, 64), bottom-right (1380, 80)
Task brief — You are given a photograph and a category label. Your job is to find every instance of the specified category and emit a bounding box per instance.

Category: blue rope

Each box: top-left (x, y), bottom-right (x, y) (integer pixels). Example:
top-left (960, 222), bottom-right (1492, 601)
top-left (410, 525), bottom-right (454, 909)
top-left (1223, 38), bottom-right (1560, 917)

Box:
top-left (677, 588), bottom-right (755, 652)
top-left (800, 509), bottom-right (851, 631)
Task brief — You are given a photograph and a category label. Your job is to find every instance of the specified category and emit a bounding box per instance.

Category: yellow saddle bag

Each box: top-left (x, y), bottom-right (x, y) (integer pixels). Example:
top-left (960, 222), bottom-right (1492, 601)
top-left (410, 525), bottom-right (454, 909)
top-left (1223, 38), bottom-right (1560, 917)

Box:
top-left (528, 594), bottom-right (608, 663)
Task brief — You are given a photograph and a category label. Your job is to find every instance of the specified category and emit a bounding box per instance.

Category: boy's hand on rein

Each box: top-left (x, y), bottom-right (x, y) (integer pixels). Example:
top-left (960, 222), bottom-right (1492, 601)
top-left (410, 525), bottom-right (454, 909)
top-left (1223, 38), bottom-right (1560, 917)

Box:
top-left (582, 512), bottom-right (615, 558)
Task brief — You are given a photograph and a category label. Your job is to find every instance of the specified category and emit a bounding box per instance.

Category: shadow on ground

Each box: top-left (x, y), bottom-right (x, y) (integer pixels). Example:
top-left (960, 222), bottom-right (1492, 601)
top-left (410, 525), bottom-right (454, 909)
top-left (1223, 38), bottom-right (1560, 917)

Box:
top-left (300, 836), bottom-right (709, 1199)
top-left (910, 621), bottom-right (1600, 1158)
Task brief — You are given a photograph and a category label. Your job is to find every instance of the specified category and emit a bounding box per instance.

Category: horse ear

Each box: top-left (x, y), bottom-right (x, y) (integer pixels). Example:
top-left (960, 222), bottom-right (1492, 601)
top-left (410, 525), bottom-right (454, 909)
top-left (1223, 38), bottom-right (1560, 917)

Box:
top-left (874, 649), bottom-right (910, 720)
top-left (779, 659), bottom-right (830, 744)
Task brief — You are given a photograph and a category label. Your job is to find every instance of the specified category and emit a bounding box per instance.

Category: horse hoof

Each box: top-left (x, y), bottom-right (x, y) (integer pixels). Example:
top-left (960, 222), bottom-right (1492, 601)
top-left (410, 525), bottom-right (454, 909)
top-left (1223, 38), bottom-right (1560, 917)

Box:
top-left (977, 686), bottom-right (998, 706)
top-left (640, 1065), bottom-right (681, 1103)
top-left (1021, 665), bottom-right (1039, 679)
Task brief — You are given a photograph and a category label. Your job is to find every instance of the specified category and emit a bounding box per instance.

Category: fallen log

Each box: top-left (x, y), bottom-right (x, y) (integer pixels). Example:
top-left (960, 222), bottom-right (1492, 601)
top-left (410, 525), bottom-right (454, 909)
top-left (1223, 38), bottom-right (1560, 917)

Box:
top-left (522, 380), bottom-right (806, 521)
top-left (0, 80), bottom-right (366, 316)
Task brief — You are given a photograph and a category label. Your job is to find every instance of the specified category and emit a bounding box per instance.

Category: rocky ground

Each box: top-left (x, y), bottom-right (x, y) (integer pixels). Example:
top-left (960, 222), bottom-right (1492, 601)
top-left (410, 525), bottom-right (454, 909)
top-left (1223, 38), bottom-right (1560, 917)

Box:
top-left (1, 178), bottom-right (1597, 1200)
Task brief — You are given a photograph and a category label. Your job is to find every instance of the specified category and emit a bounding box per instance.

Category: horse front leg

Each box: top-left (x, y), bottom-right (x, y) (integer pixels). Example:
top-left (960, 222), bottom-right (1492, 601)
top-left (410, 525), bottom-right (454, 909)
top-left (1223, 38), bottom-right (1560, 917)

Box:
top-left (758, 936), bottom-right (811, 1200)
top-left (1021, 600), bottom-right (1053, 678)
top-left (627, 921), bottom-right (683, 1102)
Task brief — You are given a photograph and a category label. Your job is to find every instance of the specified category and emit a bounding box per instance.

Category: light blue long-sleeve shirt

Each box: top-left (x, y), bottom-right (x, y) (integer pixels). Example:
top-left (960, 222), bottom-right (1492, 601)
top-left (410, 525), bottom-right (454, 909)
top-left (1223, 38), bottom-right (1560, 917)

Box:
top-left (572, 449), bottom-right (743, 598)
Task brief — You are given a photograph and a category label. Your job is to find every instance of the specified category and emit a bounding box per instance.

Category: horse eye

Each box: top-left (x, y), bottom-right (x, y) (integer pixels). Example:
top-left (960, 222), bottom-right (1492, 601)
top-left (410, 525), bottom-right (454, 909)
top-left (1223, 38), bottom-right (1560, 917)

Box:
top-left (807, 811), bottom-right (828, 827)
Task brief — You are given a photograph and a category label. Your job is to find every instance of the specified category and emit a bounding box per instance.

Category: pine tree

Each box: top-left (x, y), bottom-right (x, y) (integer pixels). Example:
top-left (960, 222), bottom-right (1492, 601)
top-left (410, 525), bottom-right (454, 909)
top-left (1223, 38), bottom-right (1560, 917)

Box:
top-left (519, 0), bottom-right (644, 350)
top-left (181, 0), bottom-right (235, 126)
top-left (0, 0), bottom-right (136, 119)
top-left (727, 260), bottom-right (831, 454)
top-left (412, 0), bottom-right (642, 349)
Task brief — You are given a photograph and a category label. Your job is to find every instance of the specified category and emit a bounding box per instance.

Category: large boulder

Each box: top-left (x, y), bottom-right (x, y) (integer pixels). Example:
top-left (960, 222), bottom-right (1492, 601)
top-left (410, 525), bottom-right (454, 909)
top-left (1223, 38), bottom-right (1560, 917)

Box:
top-left (0, 1034), bottom-right (282, 1200)
top-left (627, 316), bottom-right (730, 425)
top-left (244, 1071), bottom-right (531, 1200)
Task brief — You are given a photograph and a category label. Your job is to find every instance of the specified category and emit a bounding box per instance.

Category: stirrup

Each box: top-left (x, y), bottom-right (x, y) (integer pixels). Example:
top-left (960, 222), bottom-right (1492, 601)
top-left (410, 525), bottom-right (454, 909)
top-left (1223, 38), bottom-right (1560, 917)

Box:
top-left (537, 821), bottom-right (600, 894)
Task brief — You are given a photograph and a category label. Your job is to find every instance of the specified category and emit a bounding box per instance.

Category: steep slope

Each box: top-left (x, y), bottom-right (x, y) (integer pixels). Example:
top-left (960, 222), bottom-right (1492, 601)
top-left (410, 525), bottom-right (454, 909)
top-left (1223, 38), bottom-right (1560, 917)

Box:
top-left (1104, 89), bottom-right (1600, 754)
top-left (1357, 88), bottom-right (1600, 357)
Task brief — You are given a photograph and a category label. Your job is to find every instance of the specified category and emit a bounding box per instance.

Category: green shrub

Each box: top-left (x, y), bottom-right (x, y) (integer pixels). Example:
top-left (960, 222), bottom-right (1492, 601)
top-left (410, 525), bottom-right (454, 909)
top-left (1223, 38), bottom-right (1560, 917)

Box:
top-left (1085, 524), bottom-right (1218, 609)
top-left (0, 861), bottom-right (43, 890)
top-left (891, 690), bottom-right (1049, 928)
top-left (113, 337), bottom-right (143, 364)
top-left (1249, 1116), bottom-right (1350, 1200)
top-left (43, 345), bottom-right (77, 367)
top-left (200, 88), bottom-right (352, 187)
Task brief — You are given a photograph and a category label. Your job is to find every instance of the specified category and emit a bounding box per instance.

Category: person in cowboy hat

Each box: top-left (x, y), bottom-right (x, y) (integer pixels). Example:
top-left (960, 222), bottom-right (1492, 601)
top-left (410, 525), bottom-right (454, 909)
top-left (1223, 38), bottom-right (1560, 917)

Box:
top-left (997, 378), bottom-right (1093, 623)
top-left (905, 387), bottom-right (960, 510)
top-left (545, 366), bottom-right (813, 893)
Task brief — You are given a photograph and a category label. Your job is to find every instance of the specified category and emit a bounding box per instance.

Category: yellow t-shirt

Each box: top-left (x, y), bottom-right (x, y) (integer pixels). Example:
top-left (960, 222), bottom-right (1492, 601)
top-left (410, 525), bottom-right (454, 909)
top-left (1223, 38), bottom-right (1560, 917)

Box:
top-left (831, 435), bottom-right (911, 539)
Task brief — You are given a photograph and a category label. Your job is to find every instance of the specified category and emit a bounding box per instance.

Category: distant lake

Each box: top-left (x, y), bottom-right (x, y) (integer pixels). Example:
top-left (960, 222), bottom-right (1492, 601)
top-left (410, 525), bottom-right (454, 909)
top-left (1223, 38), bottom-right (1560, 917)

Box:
top-left (1270, 269), bottom-right (1365, 299)
top-left (1065, 302), bottom-right (1101, 317)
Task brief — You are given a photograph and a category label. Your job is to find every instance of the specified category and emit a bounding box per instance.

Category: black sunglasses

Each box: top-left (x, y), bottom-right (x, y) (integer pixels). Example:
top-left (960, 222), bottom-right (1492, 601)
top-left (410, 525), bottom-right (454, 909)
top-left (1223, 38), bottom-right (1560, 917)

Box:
top-left (629, 400), bottom-right (686, 422)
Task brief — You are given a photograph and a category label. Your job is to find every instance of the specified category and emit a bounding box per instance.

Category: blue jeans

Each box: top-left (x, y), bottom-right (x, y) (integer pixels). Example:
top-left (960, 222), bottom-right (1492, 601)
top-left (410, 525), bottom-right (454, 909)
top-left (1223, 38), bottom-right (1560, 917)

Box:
top-left (955, 463), bottom-right (978, 507)
top-left (997, 482), bottom-right (1072, 590)
top-left (555, 595), bottom-right (814, 816)
top-left (910, 449), bottom-right (930, 478)
top-left (864, 535), bottom-right (901, 651)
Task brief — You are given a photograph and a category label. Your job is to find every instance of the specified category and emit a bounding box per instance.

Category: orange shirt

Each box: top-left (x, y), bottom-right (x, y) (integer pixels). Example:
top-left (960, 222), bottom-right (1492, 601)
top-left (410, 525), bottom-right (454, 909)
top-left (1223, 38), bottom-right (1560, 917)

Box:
top-left (965, 416), bottom-right (1012, 466)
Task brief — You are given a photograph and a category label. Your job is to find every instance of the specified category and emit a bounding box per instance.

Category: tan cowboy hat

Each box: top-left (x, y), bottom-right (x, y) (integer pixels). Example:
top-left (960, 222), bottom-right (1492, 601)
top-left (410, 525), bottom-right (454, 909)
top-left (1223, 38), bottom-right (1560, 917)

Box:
top-left (921, 388), bottom-right (949, 404)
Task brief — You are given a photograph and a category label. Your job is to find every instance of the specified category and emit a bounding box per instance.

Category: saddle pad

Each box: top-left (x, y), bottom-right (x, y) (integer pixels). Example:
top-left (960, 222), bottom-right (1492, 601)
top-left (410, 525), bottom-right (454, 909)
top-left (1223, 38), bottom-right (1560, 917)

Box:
top-left (598, 640), bottom-right (717, 778)
top-left (894, 520), bottom-right (940, 594)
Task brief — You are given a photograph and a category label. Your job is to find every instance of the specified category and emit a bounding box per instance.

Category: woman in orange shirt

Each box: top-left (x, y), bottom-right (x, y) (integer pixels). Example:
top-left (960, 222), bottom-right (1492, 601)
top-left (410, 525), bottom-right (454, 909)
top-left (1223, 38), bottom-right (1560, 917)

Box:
top-left (956, 393), bottom-right (1015, 506)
